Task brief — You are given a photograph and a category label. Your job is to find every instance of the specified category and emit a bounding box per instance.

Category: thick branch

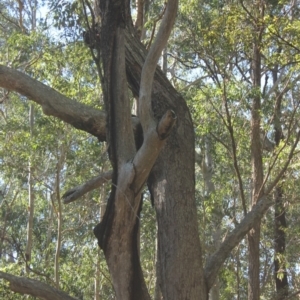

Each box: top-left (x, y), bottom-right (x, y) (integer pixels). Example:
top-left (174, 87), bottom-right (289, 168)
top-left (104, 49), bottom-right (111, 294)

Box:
top-left (0, 65), bottom-right (106, 140)
top-left (0, 271), bottom-right (77, 300)
top-left (62, 171), bottom-right (113, 204)
top-left (0, 65), bottom-right (142, 142)
top-left (205, 195), bottom-right (273, 290)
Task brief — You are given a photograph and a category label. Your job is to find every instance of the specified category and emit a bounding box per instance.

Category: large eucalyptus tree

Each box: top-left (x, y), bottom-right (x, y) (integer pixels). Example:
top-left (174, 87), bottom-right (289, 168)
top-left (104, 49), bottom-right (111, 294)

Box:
top-left (1, 0), bottom-right (300, 299)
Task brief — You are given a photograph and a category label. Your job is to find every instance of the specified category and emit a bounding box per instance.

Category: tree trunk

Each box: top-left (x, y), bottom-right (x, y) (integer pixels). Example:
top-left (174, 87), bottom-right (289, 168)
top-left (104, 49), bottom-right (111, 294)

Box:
top-left (247, 223), bottom-right (261, 300)
top-left (92, 0), bottom-right (207, 298)
top-left (272, 65), bottom-right (288, 299)
top-left (45, 191), bottom-right (54, 267)
top-left (274, 187), bottom-right (288, 299)
top-left (54, 145), bottom-right (66, 289)
top-left (202, 136), bottom-right (220, 300)
top-left (25, 104), bottom-right (34, 272)
top-left (92, 1), bottom-right (151, 295)
top-left (123, 26), bottom-right (207, 299)
top-left (248, 10), bottom-right (264, 300)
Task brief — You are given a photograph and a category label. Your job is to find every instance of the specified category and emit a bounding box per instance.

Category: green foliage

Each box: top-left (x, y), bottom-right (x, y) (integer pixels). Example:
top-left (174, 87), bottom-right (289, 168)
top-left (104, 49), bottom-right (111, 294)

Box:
top-left (1, 0), bottom-right (300, 298)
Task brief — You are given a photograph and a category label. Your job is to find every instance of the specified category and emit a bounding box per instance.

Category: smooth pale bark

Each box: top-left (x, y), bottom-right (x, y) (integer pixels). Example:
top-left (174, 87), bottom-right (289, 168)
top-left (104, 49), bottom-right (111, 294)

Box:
top-left (203, 137), bottom-right (220, 300)
top-left (124, 24), bottom-right (207, 299)
top-left (0, 64), bottom-right (142, 142)
top-left (25, 104), bottom-right (34, 270)
top-left (138, 0), bottom-right (178, 132)
top-left (54, 145), bottom-right (66, 288)
top-left (0, 271), bottom-right (77, 300)
top-left (205, 195), bottom-right (272, 290)
top-left (1, 29), bottom-right (299, 299)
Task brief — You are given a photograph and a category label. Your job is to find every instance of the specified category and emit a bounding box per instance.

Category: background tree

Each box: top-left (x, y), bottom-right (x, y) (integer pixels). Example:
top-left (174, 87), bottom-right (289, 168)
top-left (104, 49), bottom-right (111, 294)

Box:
top-left (1, 0), bottom-right (300, 299)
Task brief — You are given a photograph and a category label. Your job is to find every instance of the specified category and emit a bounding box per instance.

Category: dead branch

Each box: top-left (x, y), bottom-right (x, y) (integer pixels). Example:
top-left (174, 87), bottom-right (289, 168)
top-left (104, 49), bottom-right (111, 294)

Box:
top-left (63, 170), bottom-right (113, 204)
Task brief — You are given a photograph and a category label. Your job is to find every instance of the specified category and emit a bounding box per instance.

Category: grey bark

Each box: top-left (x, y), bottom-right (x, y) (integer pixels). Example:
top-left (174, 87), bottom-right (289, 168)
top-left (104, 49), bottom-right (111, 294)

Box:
top-left (0, 271), bottom-right (78, 300)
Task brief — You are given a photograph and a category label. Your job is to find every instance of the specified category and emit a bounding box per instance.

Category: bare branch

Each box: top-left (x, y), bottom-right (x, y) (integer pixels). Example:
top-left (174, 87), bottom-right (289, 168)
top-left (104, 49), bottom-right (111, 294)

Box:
top-left (205, 195), bottom-right (273, 290)
top-left (264, 130), bottom-right (300, 195)
top-left (63, 171), bottom-right (113, 204)
top-left (222, 88), bottom-right (247, 216)
top-left (205, 130), bottom-right (300, 288)
top-left (139, 0), bottom-right (178, 131)
top-left (0, 271), bottom-right (77, 300)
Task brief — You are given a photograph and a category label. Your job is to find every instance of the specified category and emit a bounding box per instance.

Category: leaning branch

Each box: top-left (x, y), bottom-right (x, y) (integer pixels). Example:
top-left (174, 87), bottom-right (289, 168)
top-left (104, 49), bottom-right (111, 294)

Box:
top-left (0, 271), bottom-right (77, 300)
top-left (205, 195), bottom-right (273, 290)
top-left (62, 170), bottom-right (113, 204)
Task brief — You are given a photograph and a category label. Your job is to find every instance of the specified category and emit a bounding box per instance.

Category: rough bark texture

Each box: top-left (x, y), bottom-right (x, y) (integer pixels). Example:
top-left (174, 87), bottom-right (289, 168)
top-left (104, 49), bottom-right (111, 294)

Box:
top-left (124, 25), bottom-right (207, 299)
top-left (1, 28), bottom-right (296, 299)
top-left (92, 0), bottom-right (206, 298)
top-left (92, 2), bottom-right (150, 295)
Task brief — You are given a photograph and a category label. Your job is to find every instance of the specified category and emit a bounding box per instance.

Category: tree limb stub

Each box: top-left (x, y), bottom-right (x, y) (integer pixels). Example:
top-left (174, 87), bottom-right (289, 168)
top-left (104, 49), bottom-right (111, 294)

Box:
top-left (131, 109), bottom-right (176, 194)
top-left (62, 170), bottom-right (113, 204)
top-left (62, 108), bottom-right (174, 203)
top-left (157, 109), bottom-right (177, 139)
top-left (0, 271), bottom-right (78, 300)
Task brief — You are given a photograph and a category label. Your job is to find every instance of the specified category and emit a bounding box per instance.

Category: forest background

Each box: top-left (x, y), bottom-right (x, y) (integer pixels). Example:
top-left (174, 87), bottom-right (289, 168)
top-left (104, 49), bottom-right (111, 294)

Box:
top-left (1, 0), bottom-right (300, 299)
